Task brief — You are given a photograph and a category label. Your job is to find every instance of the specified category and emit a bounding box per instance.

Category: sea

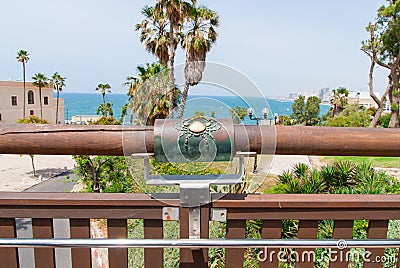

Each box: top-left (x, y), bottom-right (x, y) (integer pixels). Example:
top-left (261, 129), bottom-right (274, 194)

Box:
top-left (61, 92), bottom-right (330, 125)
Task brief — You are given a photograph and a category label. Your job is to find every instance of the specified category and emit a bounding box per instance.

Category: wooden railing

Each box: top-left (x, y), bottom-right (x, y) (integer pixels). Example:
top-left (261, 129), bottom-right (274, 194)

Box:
top-left (0, 193), bottom-right (399, 267)
top-left (1, 124), bottom-right (400, 267)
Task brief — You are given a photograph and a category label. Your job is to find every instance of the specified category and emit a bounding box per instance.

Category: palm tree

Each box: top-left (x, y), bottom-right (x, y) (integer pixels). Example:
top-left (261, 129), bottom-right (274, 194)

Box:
top-left (136, 5), bottom-right (170, 67)
top-left (16, 50), bottom-right (30, 118)
top-left (49, 72), bottom-right (66, 124)
top-left (138, 1), bottom-right (193, 117)
top-left (95, 83), bottom-right (111, 104)
top-left (125, 62), bottom-right (180, 125)
top-left (331, 87), bottom-right (349, 117)
top-left (96, 102), bottom-right (114, 117)
top-left (157, 0), bottom-right (193, 117)
top-left (32, 73), bottom-right (49, 119)
top-left (177, 6), bottom-right (219, 118)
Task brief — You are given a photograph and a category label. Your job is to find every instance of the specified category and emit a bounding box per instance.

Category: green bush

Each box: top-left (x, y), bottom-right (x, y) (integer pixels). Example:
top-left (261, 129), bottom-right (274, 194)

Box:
top-left (73, 155), bottom-right (134, 193)
top-left (152, 160), bottom-right (224, 175)
top-left (323, 104), bottom-right (371, 127)
top-left (271, 161), bottom-right (399, 195)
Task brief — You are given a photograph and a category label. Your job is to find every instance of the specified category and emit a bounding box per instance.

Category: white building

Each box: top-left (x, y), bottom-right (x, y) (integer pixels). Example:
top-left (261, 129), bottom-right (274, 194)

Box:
top-left (347, 91), bottom-right (381, 109)
top-left (71, 115), bottom-right (101, 125)
top-left (0, 80), bottom-right (64, 124)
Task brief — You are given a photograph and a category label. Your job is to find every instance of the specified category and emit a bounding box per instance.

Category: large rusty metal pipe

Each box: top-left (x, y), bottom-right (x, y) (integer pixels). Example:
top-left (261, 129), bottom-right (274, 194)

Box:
top-left (0, 124), bottom-right (400, 156)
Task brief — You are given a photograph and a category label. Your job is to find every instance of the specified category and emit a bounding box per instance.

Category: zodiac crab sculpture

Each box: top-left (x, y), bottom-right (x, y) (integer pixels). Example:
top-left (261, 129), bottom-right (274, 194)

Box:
top-left (175, 116), bottom-right (221, 150)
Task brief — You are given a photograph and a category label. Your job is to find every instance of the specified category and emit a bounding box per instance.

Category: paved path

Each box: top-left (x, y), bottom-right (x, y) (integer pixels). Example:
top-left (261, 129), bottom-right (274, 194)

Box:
top-left (268, 155), bottom-right (311, 175)
top-left (17, 172), bottom-right (76, 268)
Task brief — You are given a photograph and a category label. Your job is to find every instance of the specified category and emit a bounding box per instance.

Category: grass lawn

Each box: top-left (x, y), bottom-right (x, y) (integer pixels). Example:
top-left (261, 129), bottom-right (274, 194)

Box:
top-left (322, 156), bottom-right (400, 168)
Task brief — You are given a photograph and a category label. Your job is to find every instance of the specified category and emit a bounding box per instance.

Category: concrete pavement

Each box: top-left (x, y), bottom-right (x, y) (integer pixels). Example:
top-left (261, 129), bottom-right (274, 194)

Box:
top-left (17, 172), bottom-right (76, 268)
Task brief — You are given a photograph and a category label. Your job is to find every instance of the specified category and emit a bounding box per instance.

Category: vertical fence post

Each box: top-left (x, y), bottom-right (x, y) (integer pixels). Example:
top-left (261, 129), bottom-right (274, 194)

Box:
top-left (108, 219), bottom-right (128, 268)
top-left (0, 218), bottom-right (19, 268)
top-left (180, 206), bottom-right (209, 268)
top-left (260, 220), bottom-right (282, 268)
top-left (225, 219), bottom-right (246, 268)
top-left (32, 218), bottom-right (55, 268)
top-left (70, 218), bottom-right (92, 268)
top-left (364, 220), bottom-right (389, 268)
top-left (330, 220), bottom-right (354, 268)
top-left (144, 218), bottom-right (163, 268)
top-left (296, 220), bottom-right (319, 268)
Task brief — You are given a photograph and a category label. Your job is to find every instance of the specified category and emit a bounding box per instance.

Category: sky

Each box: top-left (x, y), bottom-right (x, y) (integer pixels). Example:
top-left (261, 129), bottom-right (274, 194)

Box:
top-left (0, 0), bottom-right (389, 97)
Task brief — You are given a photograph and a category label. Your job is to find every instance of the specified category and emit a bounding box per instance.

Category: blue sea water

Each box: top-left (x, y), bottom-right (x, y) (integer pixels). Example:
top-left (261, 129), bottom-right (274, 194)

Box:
top-left (61, 92), bottom-right (330, 124)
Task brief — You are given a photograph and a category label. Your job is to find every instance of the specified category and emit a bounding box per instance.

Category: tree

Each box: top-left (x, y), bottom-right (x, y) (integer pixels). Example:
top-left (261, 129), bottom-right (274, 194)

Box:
top-left (331, 87), bottom-right (349, 117)
top-left (362, 1), bottom-right (400, 128)
top-left (156, 0), bottom-right (194, 117)
top-left (96, 102), bottom-right (114, 117)
top-left (32, 73), bottom-right (49, 119)
top-left (125, 63), bottom-right (180, 125)
top-left (177, 6), bottom-right (219, 118)
top-left (73, 101), bottom-right (133, 193)
top-left (49, 72), bottom-right (66, 124)
top-left (290, 95), bottom-right (305, 124)
top-left (229, 106), bottom-right (247, 124)
top-left (137, 1), bottom-right (194, 118)
top-left (95, 83), bottom-right (111, 104)
top-left (324, 104), bottom-right (371, 128)
top-left (136, 6), bottom-right (170, 67)
top-left (304, 96), bottom-right (321, 126)
top-left (16, 50), bottom-right (30, 119)
top-left (18, 116), bottom-right (49, 177)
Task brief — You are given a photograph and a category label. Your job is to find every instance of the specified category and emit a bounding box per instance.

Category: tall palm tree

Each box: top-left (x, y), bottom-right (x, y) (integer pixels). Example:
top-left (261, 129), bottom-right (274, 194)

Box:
top-left (177, 5), bottom-right (218, 118)
top-left (95, 83), bottom-right (111, 104)
top-left (49, 72), bottom-right (66, 124)
top-left (136, 6), bottom-right (170, 67)
top-left (138, 1), bottom-right (193, 117)
top-left (16, 50), bottom-right (30, 118)
top-left (32, 73), bottom-right (49, 119)
top-left (157, 0), bottom-right (193, 117)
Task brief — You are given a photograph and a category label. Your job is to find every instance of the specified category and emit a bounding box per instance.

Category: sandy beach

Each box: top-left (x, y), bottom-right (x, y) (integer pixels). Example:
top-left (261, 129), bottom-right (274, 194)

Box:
top-left (0, 154), bottom-right (75, 192)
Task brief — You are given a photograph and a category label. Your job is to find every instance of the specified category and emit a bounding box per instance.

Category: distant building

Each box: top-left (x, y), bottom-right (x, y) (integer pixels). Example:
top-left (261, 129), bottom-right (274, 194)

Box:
top-left (0, 80), bottom-right (64, 124)
top-left (347, 91), bottom-right (382, 109)
top-left (288, 92), bottom-right (299, 100)
top-left (70, 115), bottom-right (101, 125)
top-left (318, 88), bottom-right (331, 103)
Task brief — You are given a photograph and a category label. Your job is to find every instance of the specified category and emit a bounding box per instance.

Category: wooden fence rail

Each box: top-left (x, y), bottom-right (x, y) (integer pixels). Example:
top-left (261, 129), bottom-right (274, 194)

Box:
top-left (0, 193), bottom-right (399, 267)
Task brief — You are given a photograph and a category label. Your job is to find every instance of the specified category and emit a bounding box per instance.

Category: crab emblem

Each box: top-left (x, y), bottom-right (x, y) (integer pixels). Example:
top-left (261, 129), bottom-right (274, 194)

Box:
top-left (175, 116), bottom-right (221, 150)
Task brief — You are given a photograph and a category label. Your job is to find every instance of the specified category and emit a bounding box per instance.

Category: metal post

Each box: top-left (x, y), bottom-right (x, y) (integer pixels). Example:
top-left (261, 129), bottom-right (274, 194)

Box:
top-left (253, 154), bottom-right (258, 174)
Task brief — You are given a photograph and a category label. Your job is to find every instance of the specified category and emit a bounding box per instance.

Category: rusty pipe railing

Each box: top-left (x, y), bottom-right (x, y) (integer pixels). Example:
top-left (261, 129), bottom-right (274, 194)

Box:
top-left (0, 124), bottom-right (400, 156)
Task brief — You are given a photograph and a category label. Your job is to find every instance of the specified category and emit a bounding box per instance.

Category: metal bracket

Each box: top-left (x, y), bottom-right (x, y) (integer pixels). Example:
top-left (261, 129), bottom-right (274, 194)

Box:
top-left (162, 207), bottom-right (179, 221)
top-left (211, 208), bottom-right (227, 222)
top-left (131, 151), bottom-right (255, 239)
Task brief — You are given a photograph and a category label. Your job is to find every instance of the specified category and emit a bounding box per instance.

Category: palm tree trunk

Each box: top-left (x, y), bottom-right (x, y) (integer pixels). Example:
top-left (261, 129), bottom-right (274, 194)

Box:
top-left (39, 86), bottom-right (43, 119)
top-left (23, 62), bottom-right (26, 118)
top-left (56, 88), bottom-right (59, 124)
top-left (168, 22), bottom-right (176, 118)
top-left (102, 93), bottom-right (105, 104)
top-left (30, 154), bottom-right (36, 177)
top-left (177, 82), bottom-right (190, 119)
